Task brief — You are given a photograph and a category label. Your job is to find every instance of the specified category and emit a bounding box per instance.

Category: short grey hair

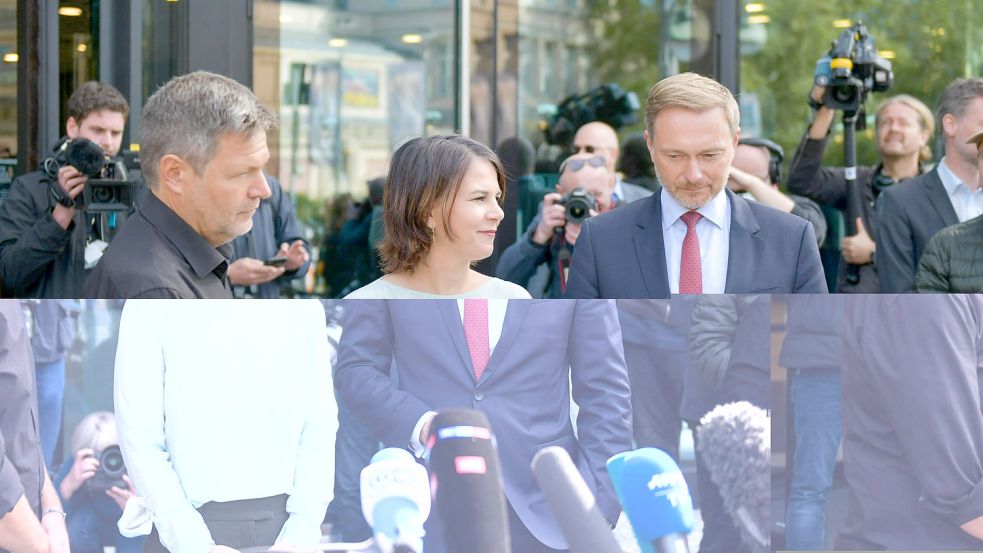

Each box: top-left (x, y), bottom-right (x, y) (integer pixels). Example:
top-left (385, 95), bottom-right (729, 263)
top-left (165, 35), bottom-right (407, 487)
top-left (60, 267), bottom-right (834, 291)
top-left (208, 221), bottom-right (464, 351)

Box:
top-left (936, 77), bottom-right (983, 131)
top-left (140, 71), bottom-right (278, 187)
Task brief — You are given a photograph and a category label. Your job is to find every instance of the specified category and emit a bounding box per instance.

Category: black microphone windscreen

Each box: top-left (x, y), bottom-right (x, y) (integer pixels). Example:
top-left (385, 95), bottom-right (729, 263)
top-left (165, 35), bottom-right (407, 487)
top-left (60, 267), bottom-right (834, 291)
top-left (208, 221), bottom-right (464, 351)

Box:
top-left (697, 401), bottom-right (770, 553)
top-left (531, 446), bottom-right (621, 553)
top-left (65, 138), bottom-right (106, 178)
top-left (426, 408), bottom-right (511, 553)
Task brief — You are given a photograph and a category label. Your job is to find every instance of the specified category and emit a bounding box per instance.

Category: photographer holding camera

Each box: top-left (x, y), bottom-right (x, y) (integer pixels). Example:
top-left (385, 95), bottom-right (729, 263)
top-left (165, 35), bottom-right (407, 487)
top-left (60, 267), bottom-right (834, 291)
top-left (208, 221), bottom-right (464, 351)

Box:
top-left (496, 152), bottom-right (630, 297)
top-left (787, 47), bottom-right (933, 293)
top-left (0, 82), bottom-right (129, 298)
top-left (54, 412), bottom-right (143, 553)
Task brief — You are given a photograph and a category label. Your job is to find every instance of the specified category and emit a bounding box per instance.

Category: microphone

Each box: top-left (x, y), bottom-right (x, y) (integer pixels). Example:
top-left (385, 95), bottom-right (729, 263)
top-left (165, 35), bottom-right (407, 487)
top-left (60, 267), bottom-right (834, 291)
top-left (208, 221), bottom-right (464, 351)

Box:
top-left (531, 446), bottom-right (621, 553)
top-left (425, 408), bottom-right (511, 553)
top-left (697, 401), bottom-right (770, 553)
top-left (607, 448), bottom-right (695, 553)
top-left (359, 448), bottom-right (431, 553)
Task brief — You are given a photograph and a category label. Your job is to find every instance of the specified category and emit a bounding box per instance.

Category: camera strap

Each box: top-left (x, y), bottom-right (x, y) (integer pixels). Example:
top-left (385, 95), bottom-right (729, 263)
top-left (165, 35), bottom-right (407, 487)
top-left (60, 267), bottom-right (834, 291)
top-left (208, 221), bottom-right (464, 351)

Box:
top-left (554, 235), bottom-right (572, 294)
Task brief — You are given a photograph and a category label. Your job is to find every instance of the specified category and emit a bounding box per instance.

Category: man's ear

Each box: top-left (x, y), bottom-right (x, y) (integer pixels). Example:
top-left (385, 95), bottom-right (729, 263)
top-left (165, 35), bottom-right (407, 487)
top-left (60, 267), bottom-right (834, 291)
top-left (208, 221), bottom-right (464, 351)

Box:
top-left (66, 117), bottom-right (79, 139)
top-left (158, 154), bottom-right (191, 195)
top-left (942, 113), bottom-right (958, 139)
top-left (644, 129), bottom-right (659, 166)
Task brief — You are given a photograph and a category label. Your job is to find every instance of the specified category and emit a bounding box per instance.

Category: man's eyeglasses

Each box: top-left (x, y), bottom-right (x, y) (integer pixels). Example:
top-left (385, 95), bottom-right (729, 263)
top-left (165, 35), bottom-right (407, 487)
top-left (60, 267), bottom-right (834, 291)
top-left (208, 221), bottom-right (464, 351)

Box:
top-left (559, 155), bottom-right (606, 175)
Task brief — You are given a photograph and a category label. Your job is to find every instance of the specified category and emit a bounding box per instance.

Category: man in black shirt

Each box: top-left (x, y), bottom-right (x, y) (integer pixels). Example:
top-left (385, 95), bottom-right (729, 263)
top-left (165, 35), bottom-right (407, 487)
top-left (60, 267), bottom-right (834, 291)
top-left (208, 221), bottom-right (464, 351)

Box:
top-left (84, 71), bottom-right (278, 298)
top-left (0, 82), bottom-right (129, 298)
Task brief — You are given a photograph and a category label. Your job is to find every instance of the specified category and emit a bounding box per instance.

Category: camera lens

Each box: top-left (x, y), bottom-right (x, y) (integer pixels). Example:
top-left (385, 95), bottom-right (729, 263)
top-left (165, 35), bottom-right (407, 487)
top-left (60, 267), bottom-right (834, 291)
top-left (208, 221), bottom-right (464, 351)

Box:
top-left (100, 446), bottom-right (126, 476)
top-left (92, 186), bottom-right (114, 204)
top-left (568, 206), bottom-right (586, 219)
top-left (831, 85), bottom-right (857, 106)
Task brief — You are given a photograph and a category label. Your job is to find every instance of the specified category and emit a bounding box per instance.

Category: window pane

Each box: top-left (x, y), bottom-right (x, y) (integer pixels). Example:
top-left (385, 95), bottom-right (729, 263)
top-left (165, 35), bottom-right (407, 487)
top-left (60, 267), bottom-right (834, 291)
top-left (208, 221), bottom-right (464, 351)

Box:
top-left (0, 0), bottom-right (16, 192)
top-left (254, 0), bottom-right (458, 297)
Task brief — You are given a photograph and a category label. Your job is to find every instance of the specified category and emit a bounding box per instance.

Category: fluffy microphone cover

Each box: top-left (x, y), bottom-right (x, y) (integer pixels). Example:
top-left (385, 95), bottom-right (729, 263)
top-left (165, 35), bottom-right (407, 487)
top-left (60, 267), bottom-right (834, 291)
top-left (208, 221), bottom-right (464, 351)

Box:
top-left (697, 401), bottom-right (770, 553)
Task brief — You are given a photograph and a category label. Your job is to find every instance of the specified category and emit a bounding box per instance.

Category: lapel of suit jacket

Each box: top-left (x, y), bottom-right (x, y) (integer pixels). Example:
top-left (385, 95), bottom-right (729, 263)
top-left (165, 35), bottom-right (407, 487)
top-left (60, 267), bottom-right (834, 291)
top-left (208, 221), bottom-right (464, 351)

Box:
top-left (923, 168), bottom-right (960, 227)
top-left (631, 194), bottom-right (671, 297)
top-left (479, 300), bottom-right (530, 385)
top-left (437, 301), bottom-right (477, 383)
top-left (725, 189), bottom-right (762, 293)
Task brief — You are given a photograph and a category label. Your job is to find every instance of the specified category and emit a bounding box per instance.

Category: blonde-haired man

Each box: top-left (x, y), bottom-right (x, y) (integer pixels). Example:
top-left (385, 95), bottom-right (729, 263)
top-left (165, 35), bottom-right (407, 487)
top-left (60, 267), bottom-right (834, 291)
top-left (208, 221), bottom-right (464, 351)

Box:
top-left (565, 72), bottom-right (826, 298)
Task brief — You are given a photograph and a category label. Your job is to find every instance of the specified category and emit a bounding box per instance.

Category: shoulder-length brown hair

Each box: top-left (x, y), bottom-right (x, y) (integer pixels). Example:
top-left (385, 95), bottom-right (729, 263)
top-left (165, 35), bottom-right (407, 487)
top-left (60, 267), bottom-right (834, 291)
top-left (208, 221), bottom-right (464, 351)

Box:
top-left (378, 135), bottom-right (506, 274)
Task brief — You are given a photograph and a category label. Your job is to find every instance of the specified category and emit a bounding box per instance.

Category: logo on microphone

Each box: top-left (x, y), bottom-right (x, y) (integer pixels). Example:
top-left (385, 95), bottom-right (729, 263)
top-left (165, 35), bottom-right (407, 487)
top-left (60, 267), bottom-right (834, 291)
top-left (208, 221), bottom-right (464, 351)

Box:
top-left (454, 456), bottom-right (488, 475)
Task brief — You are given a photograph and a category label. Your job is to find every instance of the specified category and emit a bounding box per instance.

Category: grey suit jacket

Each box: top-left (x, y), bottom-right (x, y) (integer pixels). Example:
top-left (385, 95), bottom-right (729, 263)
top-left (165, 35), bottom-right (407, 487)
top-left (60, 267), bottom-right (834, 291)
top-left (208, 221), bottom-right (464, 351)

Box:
top-left (839, 295), bottom-right (983, 549)
top-left (876, 168), bottom-right (959, 293)
top-left (618, 179), bottom-right (655, 204)
top-left (564, 189), bottom-right (828, 298)
top-left (333, 300), bottom-right (633, 550)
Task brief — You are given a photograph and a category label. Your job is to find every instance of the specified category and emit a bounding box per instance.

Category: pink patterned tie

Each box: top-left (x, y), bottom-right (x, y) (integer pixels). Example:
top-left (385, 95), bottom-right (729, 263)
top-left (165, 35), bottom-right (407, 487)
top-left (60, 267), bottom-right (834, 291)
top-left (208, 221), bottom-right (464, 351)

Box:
top-left (679, 211), bottom-right (703, 294)
top-left (463, 299), bottom-right (490, 380)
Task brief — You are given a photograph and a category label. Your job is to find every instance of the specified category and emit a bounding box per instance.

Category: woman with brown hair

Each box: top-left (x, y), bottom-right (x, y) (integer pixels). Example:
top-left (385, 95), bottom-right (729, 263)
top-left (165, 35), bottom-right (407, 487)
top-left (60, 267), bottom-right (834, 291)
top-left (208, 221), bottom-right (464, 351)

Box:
top-left (345, 135), bottom-right (530, 298)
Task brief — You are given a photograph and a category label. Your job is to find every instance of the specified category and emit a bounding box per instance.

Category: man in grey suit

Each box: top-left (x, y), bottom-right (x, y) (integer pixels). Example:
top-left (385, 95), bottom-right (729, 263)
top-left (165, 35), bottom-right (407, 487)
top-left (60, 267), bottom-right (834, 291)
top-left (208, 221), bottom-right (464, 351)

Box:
top-left (565, 73), bottom-right (827, 299)
top-left (333, 300), bottom-right (633, 553)
top-left (876, 78), bottom-right (983, 293)
top-left (839, 295), bottom-right (983, 549)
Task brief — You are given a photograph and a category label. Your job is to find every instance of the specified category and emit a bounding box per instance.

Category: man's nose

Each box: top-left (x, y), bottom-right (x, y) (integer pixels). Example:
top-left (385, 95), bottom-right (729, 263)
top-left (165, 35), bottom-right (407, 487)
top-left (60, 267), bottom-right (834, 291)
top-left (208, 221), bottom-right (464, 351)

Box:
top-left (251, 174), bottom-right (272, 199)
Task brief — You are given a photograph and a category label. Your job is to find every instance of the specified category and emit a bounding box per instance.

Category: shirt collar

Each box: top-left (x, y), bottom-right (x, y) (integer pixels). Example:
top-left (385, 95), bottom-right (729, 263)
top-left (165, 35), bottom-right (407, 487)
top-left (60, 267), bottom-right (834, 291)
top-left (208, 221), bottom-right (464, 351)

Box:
top-left (140, 191), bottom-right (232, 280)
top-left (661, 187), bottom-right (728, 231)
top-left (613, 174), bottom-right (625, 203)
top-left (937, 157), bottom-right (969, 196)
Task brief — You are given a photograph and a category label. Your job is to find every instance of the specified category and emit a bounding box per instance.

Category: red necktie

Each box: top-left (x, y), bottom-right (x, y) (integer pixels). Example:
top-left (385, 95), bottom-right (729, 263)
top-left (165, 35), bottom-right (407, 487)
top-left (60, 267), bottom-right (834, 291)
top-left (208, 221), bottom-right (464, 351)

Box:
top-left (463, 299), bottom-right (490, 380)
top-left (679, 211), bottom-right (703, 294)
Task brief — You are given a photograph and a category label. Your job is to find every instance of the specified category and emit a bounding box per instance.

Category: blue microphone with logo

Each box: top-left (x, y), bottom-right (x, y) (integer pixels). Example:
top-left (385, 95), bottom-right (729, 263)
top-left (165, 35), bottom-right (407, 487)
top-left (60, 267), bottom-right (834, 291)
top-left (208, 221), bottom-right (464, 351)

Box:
top-left (607, 448), bottom-right (695, 553)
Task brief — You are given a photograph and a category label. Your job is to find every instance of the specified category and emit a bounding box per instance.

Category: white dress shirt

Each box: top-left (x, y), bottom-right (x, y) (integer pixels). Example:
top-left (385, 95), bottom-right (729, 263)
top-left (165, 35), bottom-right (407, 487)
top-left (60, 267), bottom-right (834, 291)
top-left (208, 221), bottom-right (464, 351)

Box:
top-left (410, 300), bottom-right (508, 455)
top-left (937, 157), bottom-right (983, 222)
top-left (661, 187), bottom-right (731, 294)
top-left (114, 300), bottom-right (335, 553)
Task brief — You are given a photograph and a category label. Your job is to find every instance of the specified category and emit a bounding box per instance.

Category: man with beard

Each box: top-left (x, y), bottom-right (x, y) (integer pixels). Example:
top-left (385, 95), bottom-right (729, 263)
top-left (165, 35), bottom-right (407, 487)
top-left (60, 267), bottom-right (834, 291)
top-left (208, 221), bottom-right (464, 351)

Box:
top-left (564, 72), bottom-right (826, 298)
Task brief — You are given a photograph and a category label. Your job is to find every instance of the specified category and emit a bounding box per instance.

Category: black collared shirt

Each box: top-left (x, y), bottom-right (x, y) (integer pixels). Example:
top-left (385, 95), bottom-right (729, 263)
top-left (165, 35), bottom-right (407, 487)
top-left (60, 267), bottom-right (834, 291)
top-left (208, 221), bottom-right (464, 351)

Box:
top-left (0, 302), bottom-right (44, 519)
top-left (82, 191), bottom-right (233, 298)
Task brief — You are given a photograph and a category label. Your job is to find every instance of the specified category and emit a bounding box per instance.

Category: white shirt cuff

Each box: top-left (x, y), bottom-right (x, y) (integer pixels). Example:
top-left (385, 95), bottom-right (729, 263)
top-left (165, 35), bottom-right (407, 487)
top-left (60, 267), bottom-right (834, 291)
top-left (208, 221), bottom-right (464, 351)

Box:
top-left (410, 411), bottom-right (438, 458)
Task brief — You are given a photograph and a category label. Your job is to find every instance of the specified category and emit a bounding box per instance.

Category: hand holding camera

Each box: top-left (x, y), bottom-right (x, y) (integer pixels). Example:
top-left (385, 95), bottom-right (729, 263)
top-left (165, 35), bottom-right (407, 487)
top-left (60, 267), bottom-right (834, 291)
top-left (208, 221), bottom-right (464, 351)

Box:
top-left (59, 448), bottom-right (100, 500)
top-left (532, 189), bottom-right (598, 246)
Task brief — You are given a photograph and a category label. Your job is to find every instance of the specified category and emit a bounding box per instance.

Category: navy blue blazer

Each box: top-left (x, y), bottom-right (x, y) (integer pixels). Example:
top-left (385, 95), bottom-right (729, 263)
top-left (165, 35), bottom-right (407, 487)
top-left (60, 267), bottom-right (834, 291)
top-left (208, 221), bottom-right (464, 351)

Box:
top-left (564, 189), bottom-right (828, 298)
top-left (333, 300), bottom-right (633, 551)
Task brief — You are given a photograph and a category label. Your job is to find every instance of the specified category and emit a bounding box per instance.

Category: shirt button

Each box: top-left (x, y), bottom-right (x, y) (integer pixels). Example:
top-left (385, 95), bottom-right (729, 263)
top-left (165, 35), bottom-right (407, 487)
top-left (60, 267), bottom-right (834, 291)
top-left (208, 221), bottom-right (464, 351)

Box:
top-left (474, 391), bottom-right (484, 401)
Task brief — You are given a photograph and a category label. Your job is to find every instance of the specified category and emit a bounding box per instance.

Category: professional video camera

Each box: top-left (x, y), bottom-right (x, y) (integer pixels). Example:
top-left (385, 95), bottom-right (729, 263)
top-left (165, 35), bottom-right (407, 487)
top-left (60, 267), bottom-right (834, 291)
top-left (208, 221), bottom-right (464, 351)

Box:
top-left (818, 22), bottom-right (893, 118)
top-left (43, 137), bottom-right (139, 213)
top-left (543, 83), bottom-right (640, 146)
top-left (558, 187), bottom-right (596, 225)
top-left (82, 445), bottom-right (128, 495)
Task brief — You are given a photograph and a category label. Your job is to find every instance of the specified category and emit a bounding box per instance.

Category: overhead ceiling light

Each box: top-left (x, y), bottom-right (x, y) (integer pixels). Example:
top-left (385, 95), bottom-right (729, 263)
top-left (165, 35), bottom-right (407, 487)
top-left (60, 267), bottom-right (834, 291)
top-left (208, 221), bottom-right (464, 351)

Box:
top-left (401, 34), bottom-right (423, 44)
top-left (833, 19), bottom-right (852, 28)
top-left (745, 3), bottom-right (766, 13)
top-left (748, 14), bottom-right (770, 24)
top-left (58, 7), bottom-right (83, 16)
top-left (878, 50), bottom-right (896, 59)
top-left (2, 53), bottom-right (17, 63)
top-left (328, 38), bottom-right (348, 47)
top-left (76, 43), bottom-right (87, 52)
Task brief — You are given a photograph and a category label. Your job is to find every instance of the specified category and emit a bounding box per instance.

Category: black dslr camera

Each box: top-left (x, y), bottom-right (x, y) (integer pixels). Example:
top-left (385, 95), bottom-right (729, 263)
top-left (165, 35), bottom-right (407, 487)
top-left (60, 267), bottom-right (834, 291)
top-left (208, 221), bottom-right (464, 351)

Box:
top-left (83, 445), bottom-right (128, 495)
top-left (819, 22), bottom-right (893, 116)
top-left (43, 137), bottom-right (137, 212)
top-left (558, 188), bottom-right (596, 225)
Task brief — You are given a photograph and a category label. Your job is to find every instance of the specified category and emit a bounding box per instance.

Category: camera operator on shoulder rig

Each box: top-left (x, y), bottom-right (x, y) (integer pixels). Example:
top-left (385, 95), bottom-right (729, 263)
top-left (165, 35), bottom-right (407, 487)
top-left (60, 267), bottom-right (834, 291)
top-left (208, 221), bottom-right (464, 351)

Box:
top-left (786, 33), bottom-right (934, 293)
top-left (0, 82), bottom-right (130, 298)
top-left (496, 152), bottom-right (620, 297)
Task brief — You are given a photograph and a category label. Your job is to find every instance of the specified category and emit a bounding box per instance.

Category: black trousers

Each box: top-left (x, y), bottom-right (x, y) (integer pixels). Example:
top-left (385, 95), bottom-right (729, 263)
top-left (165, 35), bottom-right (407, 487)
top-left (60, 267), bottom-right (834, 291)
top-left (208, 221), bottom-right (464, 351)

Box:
top-left (143, 494), bottom-right (290, 553)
